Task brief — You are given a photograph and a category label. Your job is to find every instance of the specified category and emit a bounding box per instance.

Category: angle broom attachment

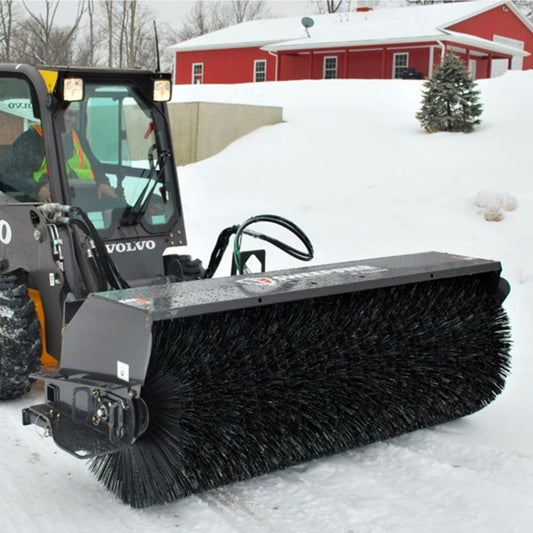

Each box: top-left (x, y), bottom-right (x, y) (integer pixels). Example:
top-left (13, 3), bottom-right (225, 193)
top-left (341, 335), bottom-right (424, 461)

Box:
top-left (89, 270), bottom-right (511, 508)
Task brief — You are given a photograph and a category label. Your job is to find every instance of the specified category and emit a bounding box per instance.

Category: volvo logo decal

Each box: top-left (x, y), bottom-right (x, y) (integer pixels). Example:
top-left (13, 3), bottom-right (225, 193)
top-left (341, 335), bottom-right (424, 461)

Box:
top-left (106, 240), bottom-right (157, 254)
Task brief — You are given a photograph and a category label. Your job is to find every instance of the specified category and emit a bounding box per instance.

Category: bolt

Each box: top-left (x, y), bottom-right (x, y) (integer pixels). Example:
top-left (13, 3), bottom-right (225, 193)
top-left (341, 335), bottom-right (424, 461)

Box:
top-left (34, 229), bottom-right (42, 241)
top-left (92, 389), bottom-right (100, 397)
top-left (91, 415), bottom-right (100, 425)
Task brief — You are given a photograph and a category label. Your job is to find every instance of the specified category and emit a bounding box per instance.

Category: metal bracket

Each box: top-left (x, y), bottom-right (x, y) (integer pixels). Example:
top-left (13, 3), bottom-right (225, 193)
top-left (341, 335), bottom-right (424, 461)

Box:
top-left (231, 249), bottom-right (266, 275)
top-left (22, 372), bottom-right (148, 458)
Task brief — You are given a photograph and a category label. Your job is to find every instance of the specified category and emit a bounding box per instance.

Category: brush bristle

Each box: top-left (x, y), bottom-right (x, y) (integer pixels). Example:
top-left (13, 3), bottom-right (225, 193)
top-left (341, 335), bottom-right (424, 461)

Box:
top-left (89, 275), bottom-right (511, 507)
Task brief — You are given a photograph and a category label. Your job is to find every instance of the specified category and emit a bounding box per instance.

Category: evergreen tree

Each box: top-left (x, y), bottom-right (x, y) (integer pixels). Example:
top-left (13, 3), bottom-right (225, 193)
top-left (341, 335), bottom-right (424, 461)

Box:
top-left (417, 53), bottom-right (483, 133)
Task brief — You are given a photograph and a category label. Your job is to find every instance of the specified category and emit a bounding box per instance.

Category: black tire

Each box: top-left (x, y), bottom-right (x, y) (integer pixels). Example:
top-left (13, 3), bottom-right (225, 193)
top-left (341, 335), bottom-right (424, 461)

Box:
top-left (0, 275), bottom-right (42, 400)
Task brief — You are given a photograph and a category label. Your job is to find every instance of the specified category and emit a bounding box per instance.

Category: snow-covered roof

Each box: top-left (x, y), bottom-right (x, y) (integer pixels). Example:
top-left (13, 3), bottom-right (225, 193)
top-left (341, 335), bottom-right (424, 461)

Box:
top-left (445, 30), bottom-right (529, 57)
top-left (169, 1), bottom-right (531, 57)
top-left (169, 14), bottom-right (320, 51)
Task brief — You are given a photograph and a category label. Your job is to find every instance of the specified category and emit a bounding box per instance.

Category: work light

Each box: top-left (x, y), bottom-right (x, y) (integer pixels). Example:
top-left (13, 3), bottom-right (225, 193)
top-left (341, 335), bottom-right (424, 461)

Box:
top-left (153, 79), bottom-right (171, 102)
top-left (63, 78), bottom-right (84, 101)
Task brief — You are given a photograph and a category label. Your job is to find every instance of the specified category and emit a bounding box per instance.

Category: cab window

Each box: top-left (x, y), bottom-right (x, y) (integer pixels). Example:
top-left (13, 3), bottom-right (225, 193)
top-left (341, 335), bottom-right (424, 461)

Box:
top-left (0, 77), bottom-right (43, 202)
top-left (54, 83), bottom-right (176, 234)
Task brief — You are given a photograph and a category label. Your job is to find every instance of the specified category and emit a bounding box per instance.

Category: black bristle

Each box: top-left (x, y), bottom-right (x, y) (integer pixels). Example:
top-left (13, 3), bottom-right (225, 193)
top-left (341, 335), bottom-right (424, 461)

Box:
top-left (89, 275), bottom-right (511, 508)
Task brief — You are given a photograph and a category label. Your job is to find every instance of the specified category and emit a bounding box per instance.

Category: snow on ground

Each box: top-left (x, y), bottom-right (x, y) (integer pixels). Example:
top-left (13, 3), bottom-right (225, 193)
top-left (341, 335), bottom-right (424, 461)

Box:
top-left (1, 71), bottom-right (532, 532)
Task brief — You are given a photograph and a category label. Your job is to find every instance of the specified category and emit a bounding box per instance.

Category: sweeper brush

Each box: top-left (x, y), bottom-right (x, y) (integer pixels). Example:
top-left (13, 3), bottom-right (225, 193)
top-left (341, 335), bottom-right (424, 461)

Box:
top-left (41, 252), bottom-right (509, 508)
top-left (0, 65), bottom-right (511, 509)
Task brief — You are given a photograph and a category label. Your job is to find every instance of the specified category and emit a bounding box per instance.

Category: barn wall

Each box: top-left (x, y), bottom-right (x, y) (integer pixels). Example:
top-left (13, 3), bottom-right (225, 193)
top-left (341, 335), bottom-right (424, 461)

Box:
top-left (175, 47), bottom-right (276, 84)
top-left (279, 54), bottom-right (310, 80)
top-left (445, 3), bottom-right (533, 70)
top-left (279, 46), bottom-right (433, 80)
top-left (347, 51), bottom-right (382, 79)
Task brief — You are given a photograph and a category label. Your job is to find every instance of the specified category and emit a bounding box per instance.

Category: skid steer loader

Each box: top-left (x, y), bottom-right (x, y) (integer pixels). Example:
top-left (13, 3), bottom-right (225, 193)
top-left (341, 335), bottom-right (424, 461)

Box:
top-left (0, 64), bottom-right (511, 508)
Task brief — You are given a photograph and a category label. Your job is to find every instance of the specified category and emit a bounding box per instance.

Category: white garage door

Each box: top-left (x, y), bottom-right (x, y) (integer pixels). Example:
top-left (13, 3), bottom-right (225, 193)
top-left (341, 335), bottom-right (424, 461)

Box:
top-left (492, 34), bottom-right (524, 77)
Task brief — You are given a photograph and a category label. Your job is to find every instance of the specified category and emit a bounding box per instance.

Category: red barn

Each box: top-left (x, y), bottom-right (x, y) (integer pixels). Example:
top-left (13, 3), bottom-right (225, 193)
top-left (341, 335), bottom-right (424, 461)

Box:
top-left (170, 1), bottom-right (533, 84)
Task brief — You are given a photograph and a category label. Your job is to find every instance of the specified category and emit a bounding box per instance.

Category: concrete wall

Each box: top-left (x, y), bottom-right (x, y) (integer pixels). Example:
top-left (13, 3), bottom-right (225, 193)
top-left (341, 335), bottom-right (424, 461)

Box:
top-left (167, 102), bottom-right (283, 166)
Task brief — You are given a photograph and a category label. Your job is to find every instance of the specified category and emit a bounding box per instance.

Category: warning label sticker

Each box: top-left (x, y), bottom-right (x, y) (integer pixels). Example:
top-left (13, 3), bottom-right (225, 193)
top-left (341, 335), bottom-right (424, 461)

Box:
top-left (236, 264), bottom-right (387, 287)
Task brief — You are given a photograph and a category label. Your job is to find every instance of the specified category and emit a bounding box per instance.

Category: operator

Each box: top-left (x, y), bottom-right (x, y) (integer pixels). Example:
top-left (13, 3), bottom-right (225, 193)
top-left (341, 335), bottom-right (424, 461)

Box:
top-left (2, 104), bottom-right (118, 203)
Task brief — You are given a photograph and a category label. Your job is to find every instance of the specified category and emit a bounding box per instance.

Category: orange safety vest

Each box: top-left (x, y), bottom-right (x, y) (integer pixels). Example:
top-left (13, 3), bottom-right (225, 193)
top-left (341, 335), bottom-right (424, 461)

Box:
top-left (32, 124), bottom-right (95, 183)
top-left (32, 124), bottom-right (48, 183)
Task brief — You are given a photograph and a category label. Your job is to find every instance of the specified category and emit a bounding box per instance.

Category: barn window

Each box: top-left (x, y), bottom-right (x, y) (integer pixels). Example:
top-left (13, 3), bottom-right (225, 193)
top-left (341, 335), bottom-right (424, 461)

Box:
top-left (254, 60), bottom-right (267, 82)
top-left (323, 56), bottom-right (338, 79)
top-left (192, 63), bottom-right (204, 84)
top-left (393, 53), bottom-right (409, 78)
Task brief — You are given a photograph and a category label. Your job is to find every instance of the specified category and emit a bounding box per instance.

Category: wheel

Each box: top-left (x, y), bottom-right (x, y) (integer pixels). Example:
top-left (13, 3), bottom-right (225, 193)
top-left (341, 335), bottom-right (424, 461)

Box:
top-left (164, 254), bottom-right (205, 282)
top-left (0, 275), bottom-right (42, 400)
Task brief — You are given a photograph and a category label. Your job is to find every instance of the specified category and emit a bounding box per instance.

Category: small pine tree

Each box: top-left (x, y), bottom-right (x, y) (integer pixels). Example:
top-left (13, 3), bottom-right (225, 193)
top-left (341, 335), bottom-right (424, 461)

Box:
top-left (416, 53), bottom-right (483, 133)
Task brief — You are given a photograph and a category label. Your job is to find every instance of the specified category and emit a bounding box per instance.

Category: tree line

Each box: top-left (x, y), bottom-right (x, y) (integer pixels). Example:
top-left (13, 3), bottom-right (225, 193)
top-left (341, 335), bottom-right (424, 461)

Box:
top-left (1, 0), bottom-right (532, 70)
top-left (0, 0), bottom-right (171, 69)
top-left (0, 0), bottom-right (281, 69)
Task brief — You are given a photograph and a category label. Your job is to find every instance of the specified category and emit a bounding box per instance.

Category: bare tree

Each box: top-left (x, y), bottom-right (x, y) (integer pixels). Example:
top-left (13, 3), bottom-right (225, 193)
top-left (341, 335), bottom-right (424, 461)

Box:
top-left (86, 0), bottom-right (96, 66)
top-left (178, 1), bottom-right (212, 41)
top-left (226, 0), bottom-right (271, 23)
top-left (14, 0), bottom-right (85, 65)
top-left (128, 0), bottom-right (137, 67)
top-left (74, 0), bottom-right (98, 66)
top-left (104, 0), bottom-right (114, 67)
top-left (0, 0), bottom-right (20, 62)
top-left (117, 0), bottom-right (153, 68)
top-left (312, 0), bottom-right (353, 14)
top-left (94, 0), bottom-right (156, 69)
top-left (326, 0), bottom-right (346, 13)
top-left (116, 0), bottom-right (126, 67)
top-left (178, 0), bottom-right (271, 41)
top-left (68, 0), bottom-right (172, 70)
top-left (514, 0), bottom-right (533, 18)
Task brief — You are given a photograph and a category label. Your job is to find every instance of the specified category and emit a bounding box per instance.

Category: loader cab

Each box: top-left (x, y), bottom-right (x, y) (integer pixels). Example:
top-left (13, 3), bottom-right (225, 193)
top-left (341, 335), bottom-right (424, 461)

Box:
top-left (55, 81), bottom-right (179, 236)
top-left (0, 65), bottom-right (187, 282)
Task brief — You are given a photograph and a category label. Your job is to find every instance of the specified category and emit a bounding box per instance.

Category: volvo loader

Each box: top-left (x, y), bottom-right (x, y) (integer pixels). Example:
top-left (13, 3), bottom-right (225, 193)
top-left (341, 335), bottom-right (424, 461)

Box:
top-left (0, 64), bottom-right (511, 507)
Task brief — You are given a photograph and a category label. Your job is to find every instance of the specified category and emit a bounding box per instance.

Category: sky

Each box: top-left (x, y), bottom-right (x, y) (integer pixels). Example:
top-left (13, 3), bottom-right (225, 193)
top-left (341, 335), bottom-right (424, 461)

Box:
top-left (1, 70), bottom-right (532, 532)
top-left (19, 0), bottom-right (319, 30)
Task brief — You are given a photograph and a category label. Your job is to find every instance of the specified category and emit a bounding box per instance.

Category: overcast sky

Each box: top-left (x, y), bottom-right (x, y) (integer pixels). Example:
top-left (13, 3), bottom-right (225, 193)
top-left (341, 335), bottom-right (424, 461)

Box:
top-left (20, 0), bottom-right (317, 31)
top-left (151, 0), bottom-right (315, 25)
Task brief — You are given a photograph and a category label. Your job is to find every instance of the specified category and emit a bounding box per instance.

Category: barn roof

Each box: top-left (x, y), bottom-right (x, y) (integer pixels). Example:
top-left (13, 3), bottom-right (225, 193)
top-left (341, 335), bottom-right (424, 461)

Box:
top-left (169, 1), bottom-right (531, 55)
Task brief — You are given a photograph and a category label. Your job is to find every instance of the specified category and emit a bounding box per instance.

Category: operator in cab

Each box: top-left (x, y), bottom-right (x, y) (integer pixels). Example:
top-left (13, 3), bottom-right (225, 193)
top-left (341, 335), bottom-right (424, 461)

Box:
top-left (2, 103), bottom-right (118, 203)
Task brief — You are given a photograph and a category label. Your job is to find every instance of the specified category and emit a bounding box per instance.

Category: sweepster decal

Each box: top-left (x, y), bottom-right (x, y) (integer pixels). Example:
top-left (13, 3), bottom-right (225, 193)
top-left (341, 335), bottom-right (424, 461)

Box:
top-left (235, 265), bottom-right (388, 287)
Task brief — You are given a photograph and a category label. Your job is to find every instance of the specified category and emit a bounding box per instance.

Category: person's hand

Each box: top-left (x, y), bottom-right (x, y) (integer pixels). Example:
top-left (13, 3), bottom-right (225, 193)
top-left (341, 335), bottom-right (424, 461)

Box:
top-left (97, 183), bottom-right (119, 200)
top-left (38, 185), bottom-right (52, 203)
